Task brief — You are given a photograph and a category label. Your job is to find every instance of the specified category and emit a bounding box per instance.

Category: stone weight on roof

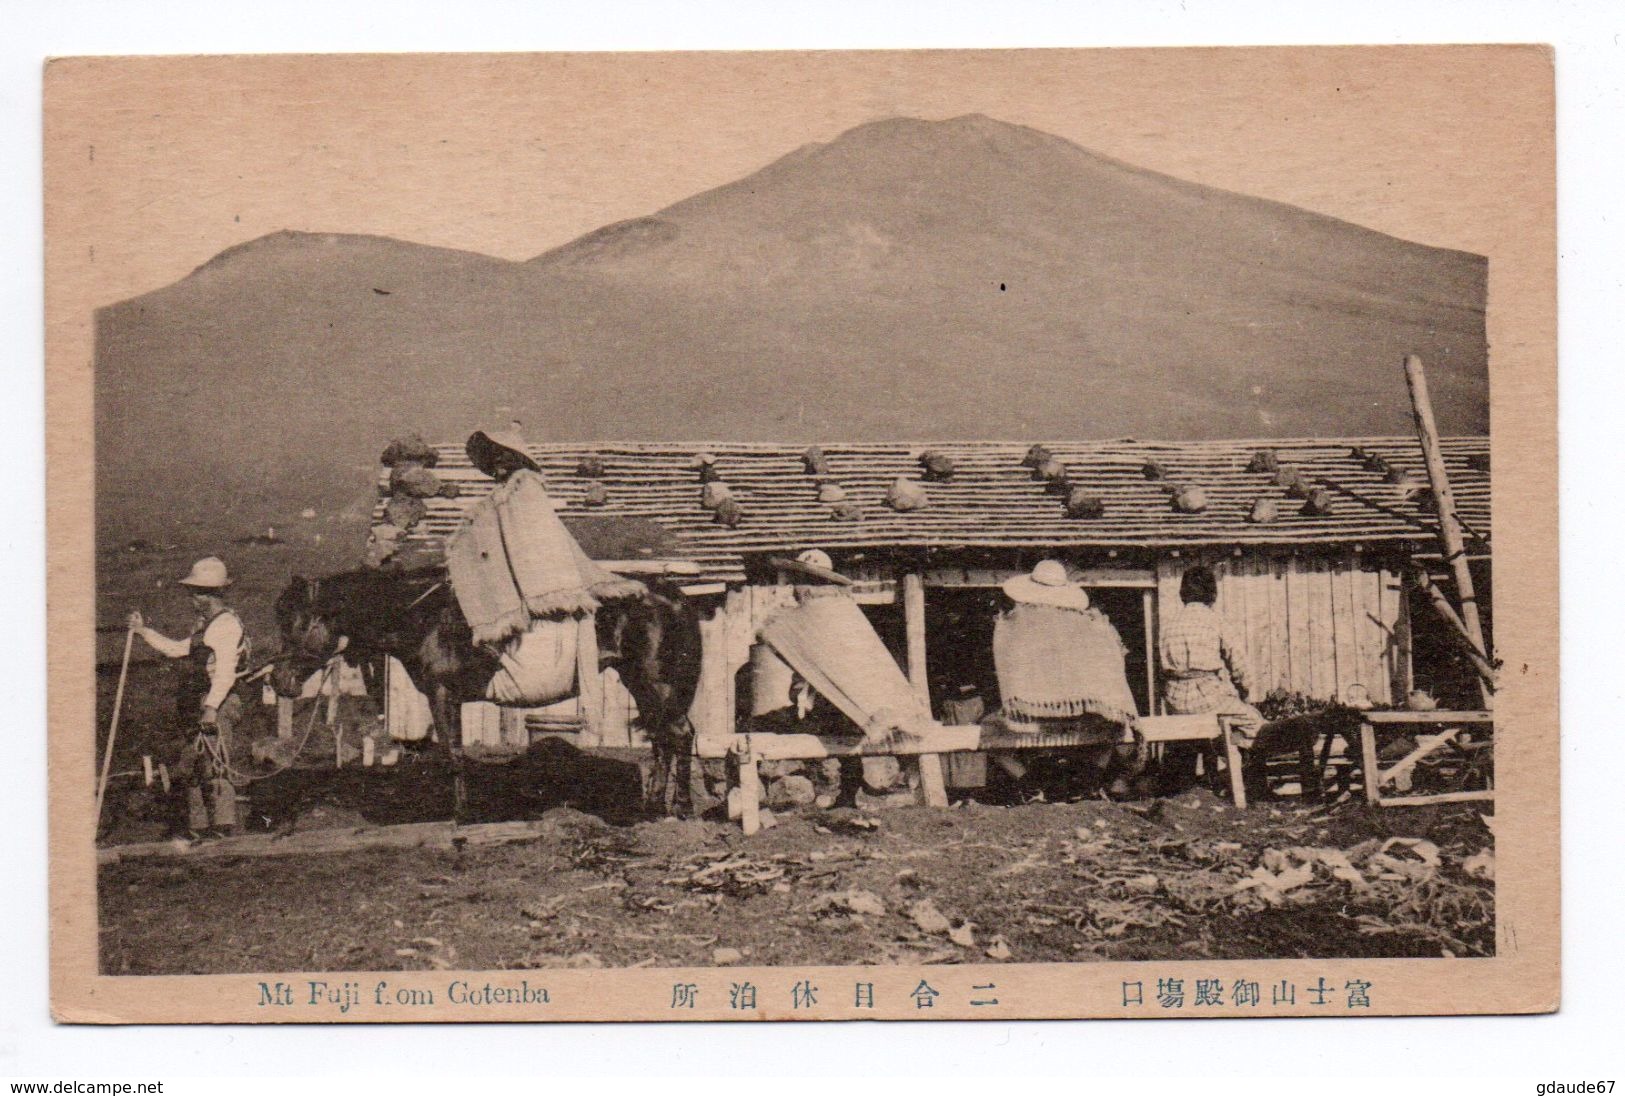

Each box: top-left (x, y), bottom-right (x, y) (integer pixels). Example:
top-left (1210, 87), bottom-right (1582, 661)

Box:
top-left (371, 436), bottom-right (1492, 586)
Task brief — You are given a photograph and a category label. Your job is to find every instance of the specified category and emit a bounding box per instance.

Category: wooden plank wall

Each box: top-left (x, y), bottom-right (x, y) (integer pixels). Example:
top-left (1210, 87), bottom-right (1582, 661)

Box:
top-left (1155, 551), bottom-right (1407, 705)
top-left (393, 656), bottom-right (644, 749)
top-left (522, 668), bottom-right (641, 748)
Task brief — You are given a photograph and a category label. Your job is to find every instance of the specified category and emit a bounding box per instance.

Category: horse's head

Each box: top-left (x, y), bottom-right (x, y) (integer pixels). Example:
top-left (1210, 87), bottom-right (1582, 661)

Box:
top-left (271, 574), bottom-right (342, 697)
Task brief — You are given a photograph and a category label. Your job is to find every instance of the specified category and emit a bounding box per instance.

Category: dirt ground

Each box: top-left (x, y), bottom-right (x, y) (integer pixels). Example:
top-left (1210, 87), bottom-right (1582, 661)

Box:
top-left (98, 781), bottom-right (1494, 976)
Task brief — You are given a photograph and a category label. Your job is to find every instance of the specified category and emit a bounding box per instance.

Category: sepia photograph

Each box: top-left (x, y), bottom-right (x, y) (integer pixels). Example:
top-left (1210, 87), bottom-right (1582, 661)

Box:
top-left (44, 45), bottom-right (1557, 1022)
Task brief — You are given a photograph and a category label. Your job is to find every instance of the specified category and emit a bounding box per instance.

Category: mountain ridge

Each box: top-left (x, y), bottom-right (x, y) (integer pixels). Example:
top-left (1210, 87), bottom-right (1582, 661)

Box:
top-left (95, 114), bottom-right (1487, 546)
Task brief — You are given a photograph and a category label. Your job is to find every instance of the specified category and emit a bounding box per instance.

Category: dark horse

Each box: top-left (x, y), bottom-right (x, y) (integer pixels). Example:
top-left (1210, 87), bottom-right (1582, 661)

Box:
top-left (270, 566), bottom-right (704, 818)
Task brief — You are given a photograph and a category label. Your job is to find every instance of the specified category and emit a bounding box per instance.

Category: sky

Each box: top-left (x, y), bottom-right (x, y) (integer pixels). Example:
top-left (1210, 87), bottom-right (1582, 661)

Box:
top-left (45, 47), bottom-right (1549, 310)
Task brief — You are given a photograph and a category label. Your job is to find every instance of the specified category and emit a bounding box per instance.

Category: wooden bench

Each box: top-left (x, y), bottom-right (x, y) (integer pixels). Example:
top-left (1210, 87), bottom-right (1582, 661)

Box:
top-left (707, 713), bottom-right (1249, 834)
top-left (1358, 710), bottom-right (1494, 807)
top-left (1136, 713), bottom-right (1250, 808)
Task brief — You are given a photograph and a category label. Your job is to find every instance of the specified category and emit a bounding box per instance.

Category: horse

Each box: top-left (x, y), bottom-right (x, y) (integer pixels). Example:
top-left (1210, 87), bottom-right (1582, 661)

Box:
top-left (270, 566), bottom-right (704, 819)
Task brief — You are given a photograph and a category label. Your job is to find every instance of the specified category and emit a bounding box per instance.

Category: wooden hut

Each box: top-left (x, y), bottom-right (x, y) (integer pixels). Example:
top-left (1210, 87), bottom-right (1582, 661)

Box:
top-left (371, 436), bottom-right (1491, 756)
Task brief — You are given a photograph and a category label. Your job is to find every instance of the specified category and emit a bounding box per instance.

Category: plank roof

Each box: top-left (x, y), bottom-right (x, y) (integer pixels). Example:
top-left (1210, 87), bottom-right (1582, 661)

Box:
top-left (376, 437), bottom-right (1491, 585)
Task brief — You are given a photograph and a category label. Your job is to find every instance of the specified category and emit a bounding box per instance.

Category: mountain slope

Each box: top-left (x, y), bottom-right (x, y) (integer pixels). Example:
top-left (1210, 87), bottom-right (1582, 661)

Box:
top-left (95, 114), bottom-right (1486, 545)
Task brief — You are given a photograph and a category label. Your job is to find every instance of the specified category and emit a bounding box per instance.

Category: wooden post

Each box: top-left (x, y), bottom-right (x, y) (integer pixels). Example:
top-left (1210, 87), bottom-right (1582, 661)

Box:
top-left (1141, 587), bottom-right (1158, 715)
top-left (277, 697), bottom-right (294, 740)
top-left (736, 735), bottom-right (762, 836)
top-left (902, 571), bottom-right (949, 807)
top-left (690, 599), bottom-right (738, 751)
top-left (1219, 717), bottom-right (1248, 810)
top-left (1359, 720), bottom-right (1383, 805)
top-left (575, 613), bottom-right (603, 745)
top-left (499, 707), bottom-right (529, 751)
top-left (1394, 570), bottom-right (1415, 700)
top-left (1405, 354), bottom-right (1492, 706)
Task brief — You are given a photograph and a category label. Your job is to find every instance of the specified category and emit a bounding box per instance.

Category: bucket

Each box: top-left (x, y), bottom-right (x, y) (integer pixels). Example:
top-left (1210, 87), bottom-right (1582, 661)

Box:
top-left (210, 777), bottom-right (238, 829)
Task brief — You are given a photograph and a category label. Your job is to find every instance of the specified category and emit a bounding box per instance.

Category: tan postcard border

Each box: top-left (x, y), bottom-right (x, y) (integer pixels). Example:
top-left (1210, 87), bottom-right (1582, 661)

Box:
top-left (45, 45), bottom-right (1557, 1022)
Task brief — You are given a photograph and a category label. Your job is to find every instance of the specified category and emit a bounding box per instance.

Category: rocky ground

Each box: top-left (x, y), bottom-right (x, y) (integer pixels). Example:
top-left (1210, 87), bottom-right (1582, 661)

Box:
top-left (98, 780), bottom-right (1494, 976)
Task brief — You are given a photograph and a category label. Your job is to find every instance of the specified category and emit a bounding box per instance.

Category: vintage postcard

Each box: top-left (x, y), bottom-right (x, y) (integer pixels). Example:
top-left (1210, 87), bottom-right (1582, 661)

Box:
top-left (46, 46), bottom-right (1556, 1022)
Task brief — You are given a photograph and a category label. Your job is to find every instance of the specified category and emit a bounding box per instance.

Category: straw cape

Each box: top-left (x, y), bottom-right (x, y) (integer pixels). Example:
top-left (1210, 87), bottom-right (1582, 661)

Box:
top-left (446, 468), bottom-right (644, 646)
top-left (759, 592), bottom-right (933, 743)
top-left (994, 563), bottom-right (1138, 725)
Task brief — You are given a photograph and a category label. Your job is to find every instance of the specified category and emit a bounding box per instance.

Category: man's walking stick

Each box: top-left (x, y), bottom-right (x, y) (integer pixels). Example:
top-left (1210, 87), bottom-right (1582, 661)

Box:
top-left (95, 624), bottom-right (136, 830)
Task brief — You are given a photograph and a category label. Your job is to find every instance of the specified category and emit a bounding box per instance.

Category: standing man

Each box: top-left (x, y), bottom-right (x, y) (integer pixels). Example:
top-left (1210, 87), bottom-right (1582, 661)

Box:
top-left (1158, 566), bottom-right (1264, 792)
top-left (129, 556), bottom-right (250, 838)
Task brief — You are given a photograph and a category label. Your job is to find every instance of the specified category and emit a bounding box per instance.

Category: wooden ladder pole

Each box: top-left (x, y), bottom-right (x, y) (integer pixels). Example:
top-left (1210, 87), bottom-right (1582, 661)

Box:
top-left (1404, 354), bottom-right (1493, 706)
top-left (1412, 569), bottom-right (1499, 687)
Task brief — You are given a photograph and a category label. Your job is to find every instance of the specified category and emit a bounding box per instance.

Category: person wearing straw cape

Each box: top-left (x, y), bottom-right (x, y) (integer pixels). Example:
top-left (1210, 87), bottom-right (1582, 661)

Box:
top-left (754, 549), bottom-right (907, 803)
top-left (448, 426), bottom-right (646, 714)
top-left (127, 556), bottom-right (250, 838)
top-left (992, 560), bottom-right (1145, 797)
top-left (993, 560), bottom-right (1139, 726)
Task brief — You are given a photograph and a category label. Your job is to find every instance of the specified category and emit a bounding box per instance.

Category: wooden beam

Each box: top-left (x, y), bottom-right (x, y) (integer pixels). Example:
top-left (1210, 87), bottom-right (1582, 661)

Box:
top-left (677, 582), bottom-right (728, 597)
top-left (1376, 730), bottom-right (1462, 790)
top-left (924, 566), bottom-right (1156, 589)
top-left (689, 604), bottom-right (734, 745)
top-left (693, 734), bottom-right (735, 760)
top-left (97, 817), bottom-right (574, 865)
top-left (1412, 570), bottom-right (1499, 687)
top-left (597, 559), bottom-right (702, 576)
top-left (902, 572), bottom-right (949, 807)
top-left (1375, 790), bottom-right (1494, 808)
top-left (850, 580), bottom-right (898, 605)
top-left (740, 726), bottom-right (983, 760)
top-left (1136, 713), bottom-right (1222, 742)
top-left (1364, 710), bottom-right (1494, 724)
top-left (381, 657), bottom-right (393, 744)
top-left (1405, 354), bottom-right (1492, 707)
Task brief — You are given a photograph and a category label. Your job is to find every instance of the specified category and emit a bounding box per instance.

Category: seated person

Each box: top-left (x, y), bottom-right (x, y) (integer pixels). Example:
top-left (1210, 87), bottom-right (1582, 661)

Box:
top-left (1158, 566), bottom-right (1265, 792)
top-left (991, 560), bottom-right (1145, 797)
